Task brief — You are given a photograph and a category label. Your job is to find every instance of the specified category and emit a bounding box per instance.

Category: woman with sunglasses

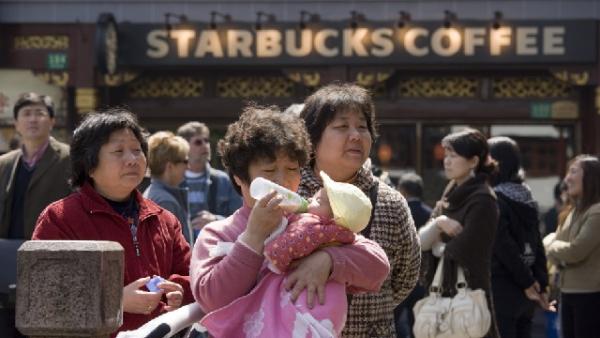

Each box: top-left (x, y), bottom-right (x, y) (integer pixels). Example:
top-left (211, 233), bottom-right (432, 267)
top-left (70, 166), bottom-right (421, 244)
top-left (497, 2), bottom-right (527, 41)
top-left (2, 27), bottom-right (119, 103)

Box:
top-left (143, 131), bottom-right (194, 245)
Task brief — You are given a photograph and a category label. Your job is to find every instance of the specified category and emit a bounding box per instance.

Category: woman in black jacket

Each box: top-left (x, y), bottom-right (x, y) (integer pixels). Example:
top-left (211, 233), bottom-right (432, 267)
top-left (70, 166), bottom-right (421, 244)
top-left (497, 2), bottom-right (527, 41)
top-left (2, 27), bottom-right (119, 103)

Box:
top-left (419, 128), bottom-right (500, 338)
top-left (488, 136), bottom-right (552, 338)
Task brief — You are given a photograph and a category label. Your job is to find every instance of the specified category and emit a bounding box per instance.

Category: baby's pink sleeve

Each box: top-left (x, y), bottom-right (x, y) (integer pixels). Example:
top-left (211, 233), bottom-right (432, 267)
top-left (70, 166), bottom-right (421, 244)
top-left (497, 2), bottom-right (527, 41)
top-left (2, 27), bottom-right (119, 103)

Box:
top-left (264, 214), bottom-right (355, 273)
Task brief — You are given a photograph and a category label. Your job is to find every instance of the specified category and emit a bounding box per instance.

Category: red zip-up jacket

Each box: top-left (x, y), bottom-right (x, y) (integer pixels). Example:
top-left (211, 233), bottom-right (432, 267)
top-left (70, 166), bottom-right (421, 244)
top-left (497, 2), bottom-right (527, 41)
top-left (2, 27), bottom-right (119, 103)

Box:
top-left (32, 182), bottom-right (192, 335)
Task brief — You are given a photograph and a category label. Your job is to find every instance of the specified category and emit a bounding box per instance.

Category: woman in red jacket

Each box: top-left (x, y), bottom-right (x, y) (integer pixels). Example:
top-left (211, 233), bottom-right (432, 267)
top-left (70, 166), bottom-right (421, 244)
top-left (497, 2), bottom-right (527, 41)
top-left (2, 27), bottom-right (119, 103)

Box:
top-left (32, 109), bottom-right (192, 335)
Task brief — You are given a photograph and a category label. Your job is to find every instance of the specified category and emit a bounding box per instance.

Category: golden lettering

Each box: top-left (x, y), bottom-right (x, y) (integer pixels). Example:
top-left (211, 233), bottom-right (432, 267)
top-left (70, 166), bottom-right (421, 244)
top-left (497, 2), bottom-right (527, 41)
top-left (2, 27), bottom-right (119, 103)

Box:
top-left (490, 27), bottom-right (511, 55)
top-left (404, 28), bottom-right (429, 56)
top-left (227, 30), bottom-right (253, 57)
top-left (286, 30), bottom-right (312, 57)
top-left (343, 28), bottom-right (368, 56)
top-left (170, 30), bottom-right (196, 57)
top-left (544, 27), bottom-right (565, 55)
top-left (14, 35), bottom-right (69, 50)
top-left (147, 30), bottom-right (169, 58)
top-left (431, 28), bottom-right (461, 57)
top-left (516, 27), bottom-right (538, 55)
top-left (257, 30), bottom-right (282, 57)
top-left (371, 28), bottom-right (394, 57)
top-left (194, 30), bottom-right (224, 57)
top-left (464, 28), bottom-right (486, 56)
top-left (314, 29), bottom-right (339, 57)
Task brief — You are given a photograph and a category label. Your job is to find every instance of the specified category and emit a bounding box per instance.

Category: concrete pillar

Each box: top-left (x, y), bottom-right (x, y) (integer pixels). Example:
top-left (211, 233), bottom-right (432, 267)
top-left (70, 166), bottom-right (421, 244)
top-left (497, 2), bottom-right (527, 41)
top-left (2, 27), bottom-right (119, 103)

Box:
top-left (16, 241), bottom-right (123, 338)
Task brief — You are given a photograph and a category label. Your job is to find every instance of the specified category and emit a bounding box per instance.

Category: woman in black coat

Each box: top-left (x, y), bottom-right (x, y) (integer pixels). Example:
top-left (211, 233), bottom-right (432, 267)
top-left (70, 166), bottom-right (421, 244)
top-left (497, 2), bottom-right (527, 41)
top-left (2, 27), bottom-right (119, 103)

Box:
top-left (488, 136), bottom-right (552, 338)
top-left (419, 129), bottom-right (500, 338)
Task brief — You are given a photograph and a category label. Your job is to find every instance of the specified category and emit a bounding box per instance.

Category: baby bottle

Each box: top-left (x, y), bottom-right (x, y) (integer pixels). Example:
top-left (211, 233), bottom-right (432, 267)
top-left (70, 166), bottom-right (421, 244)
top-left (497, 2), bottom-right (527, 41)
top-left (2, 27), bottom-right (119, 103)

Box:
top-left (249, 177), bottom-right (308, 213)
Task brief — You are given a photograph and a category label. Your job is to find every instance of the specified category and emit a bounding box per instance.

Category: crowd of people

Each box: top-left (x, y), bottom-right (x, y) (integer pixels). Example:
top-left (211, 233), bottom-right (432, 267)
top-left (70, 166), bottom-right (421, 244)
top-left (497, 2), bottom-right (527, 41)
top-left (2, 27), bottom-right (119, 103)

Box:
top-left (0, 84), bottom-right (599, 338)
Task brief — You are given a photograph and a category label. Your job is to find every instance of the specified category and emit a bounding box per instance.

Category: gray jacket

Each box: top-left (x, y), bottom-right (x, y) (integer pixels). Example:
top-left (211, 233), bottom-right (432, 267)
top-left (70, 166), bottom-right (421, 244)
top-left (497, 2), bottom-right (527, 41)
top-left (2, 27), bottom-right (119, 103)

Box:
top-left (143, 179), bottom-right (194, 245)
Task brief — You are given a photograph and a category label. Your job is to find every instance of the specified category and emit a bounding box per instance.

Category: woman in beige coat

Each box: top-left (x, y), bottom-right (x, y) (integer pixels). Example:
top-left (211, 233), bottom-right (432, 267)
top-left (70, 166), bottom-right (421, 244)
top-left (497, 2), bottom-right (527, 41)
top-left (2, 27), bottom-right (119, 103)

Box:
top-left (544, 154), bottom-right (600, 338)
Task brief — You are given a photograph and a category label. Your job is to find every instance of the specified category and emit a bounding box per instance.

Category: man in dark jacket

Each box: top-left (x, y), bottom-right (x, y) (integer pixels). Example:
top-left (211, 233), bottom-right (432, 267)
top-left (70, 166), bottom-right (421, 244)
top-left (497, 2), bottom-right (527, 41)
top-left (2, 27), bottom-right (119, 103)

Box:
top-left (395, 173), bottom-right (432, 338)
top-left (0, 92), bottom-right (71, 338)
top-left (0, 92), bottom-right (71, 239)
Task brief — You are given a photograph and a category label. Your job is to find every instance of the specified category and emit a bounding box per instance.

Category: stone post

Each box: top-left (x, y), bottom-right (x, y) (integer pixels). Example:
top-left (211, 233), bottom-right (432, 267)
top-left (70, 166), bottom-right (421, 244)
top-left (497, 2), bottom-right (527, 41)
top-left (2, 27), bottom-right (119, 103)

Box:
top-left (16, 241), bottom-right (123, 338)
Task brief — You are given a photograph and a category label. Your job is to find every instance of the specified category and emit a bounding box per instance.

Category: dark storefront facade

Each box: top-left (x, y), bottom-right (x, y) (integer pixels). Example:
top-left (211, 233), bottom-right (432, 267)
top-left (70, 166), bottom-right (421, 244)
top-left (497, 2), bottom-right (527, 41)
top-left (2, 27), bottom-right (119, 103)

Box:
top-left (0, 22), bottom-right (97, 146)
top-left (1, 15), bottom-right (599, 206)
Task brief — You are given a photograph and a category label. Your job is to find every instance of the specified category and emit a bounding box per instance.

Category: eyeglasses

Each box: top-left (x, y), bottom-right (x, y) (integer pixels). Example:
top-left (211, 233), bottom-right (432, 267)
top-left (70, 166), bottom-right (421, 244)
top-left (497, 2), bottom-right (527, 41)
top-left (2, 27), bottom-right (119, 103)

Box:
top-left (176, 158), bottom-right (189, 164)
top-left (192, 138), bottom-right (210, 146)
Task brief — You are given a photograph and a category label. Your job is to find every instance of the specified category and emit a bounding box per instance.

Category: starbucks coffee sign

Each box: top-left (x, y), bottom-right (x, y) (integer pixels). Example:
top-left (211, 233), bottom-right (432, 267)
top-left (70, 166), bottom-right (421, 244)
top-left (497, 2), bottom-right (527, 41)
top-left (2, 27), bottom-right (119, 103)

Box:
top-left (117, 20), bottom-right (596, 66)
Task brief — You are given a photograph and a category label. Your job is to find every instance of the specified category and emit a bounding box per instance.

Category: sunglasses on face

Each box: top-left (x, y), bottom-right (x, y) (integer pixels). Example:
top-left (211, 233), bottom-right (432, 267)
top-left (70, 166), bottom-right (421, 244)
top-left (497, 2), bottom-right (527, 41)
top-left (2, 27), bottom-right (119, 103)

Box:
top-left (192, 138), bottom-right (210, 146)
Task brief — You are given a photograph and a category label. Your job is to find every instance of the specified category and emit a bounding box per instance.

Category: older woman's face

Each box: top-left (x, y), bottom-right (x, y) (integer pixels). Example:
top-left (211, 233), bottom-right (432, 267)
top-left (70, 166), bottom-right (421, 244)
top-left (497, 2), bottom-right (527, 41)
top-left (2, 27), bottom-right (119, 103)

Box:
top-left (235, 150), bottom-right (301, 207)
top-left (89, 128), bottom-right (147, 201)
top-left (564, 160), bottom-right (583, 199)
top-left (314, 110), bottom-right (372, 181)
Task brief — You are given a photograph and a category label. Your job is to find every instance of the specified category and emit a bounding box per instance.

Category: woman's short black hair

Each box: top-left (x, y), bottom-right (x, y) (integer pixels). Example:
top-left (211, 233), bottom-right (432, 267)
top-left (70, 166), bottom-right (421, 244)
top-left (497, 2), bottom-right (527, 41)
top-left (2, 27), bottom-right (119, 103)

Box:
top-left (488, 136), bottom-right (524, 185)
top-left (218, 104), bottom-right (311, 195)
top-left (442, 128), bottom-right (497, 176)
top-left (300, 83), bottom-right (377, 152)
top-left (70, 108), bottom-right (148, 188)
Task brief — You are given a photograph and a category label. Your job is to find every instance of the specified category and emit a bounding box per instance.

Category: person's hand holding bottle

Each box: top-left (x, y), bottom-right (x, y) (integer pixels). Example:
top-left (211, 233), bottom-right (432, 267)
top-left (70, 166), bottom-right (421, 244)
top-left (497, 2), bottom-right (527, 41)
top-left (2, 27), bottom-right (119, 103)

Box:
top-left (240, 190), bottom-right (284, 253)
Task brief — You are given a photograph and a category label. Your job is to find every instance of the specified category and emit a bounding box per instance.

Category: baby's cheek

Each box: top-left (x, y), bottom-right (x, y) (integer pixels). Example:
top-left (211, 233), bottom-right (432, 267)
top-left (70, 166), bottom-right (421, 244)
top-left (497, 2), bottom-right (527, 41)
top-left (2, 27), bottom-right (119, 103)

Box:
top-left (317, 208), bottom-right (334, 219)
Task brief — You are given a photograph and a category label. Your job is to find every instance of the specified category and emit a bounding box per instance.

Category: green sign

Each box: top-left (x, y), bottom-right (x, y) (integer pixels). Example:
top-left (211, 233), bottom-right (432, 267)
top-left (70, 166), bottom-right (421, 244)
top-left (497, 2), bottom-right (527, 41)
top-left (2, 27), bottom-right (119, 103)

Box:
top-left (530, 102), bottom-right (552, 119)
top-left (47, 53), bottom-right (68, 70)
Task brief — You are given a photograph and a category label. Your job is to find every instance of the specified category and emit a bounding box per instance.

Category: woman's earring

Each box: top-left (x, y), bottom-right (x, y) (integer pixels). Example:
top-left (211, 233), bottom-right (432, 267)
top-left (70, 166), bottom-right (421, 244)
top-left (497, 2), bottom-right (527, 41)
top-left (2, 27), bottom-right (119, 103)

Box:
top-left (469, 168), bottom-right (475, 177)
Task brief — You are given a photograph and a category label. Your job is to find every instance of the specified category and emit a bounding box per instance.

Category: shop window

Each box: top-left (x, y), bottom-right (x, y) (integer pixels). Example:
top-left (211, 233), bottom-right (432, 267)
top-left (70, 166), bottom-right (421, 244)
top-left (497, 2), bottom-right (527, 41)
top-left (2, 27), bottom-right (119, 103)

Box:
top-left (513, 137), bottom-right (564, 177)
top-left (490, 125), bottom-right (574, 178)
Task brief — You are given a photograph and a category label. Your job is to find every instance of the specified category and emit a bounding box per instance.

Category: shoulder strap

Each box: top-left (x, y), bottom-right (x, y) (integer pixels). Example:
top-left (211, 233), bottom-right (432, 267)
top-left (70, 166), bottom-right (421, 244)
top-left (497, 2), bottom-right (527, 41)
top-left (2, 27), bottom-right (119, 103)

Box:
top-left (360, 181), bottom-right (379, 239)
top-left (432, 257), bottom-right (468, 293)
top-left (430, 256), bottom-right (445, 292)
top-left (207, 170), bottom-right (219, 214)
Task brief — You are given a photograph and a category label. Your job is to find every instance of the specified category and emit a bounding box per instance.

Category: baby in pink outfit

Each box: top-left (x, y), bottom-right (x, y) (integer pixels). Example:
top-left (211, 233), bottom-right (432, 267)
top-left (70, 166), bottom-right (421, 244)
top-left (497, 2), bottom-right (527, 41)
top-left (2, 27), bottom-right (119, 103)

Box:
top-left (200, 171), bottom-right (375, 337)
top-left (264, 171), bottom-right (373, 273)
